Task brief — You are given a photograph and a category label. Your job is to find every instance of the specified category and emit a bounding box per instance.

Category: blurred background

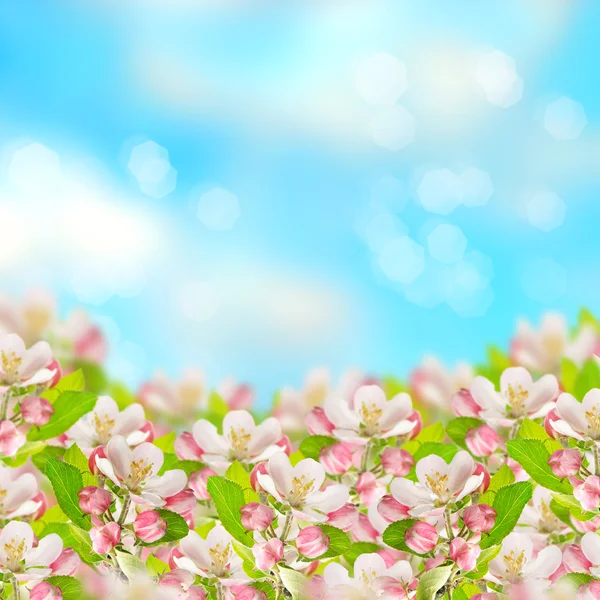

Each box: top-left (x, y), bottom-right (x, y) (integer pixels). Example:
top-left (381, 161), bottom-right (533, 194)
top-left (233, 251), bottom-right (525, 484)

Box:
top-left (0, 0), bottom-right (598, 406)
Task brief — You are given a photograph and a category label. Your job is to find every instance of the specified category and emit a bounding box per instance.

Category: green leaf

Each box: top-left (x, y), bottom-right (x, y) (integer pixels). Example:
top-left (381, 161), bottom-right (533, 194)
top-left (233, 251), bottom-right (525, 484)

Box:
top-left (40, 523), bottom-right (100, 565)
top-left (42, 369), bottom-right (85, 402)
top-left (73, 360), bottom-right (108, 394)
top-left (453, 582), bottom-right (483, 600)
top-left (506, 438), bottom-right (571, 493)
top-left (208, 391), bottom-right (229, 418)
top-left (309, 525), bottom-right (351, 560)
top-left (28, 391), bottom-right (97, 441)
top-left (402, 422), bottom-right (446, 454)
top-left (299, 435), bottom-right (336, 460)
top-left (139, 509), bottom-right (189, 545)
top-left (154, 432), bottom-right (176, 453)
top-left (64, 443), bottom-right (96, 487)
top-left (31, 445), bottom-right (66, 473)
top-left (575, 359), bottom-right (600, 400)
top-left (560, 572), bottom-right (596, 587)
top-left (416, 564), bottom-right (453, 600)
top-left (1, 441), bottom-right (46, 467)
top-left (561, 358), bottom-right (579, 394)
top-left (251, 581), bottom-right (276, 600)
top-left (45, 458), bottom-right (91, 530)
top-left (343, 542), bottom-right (381, 565)
top-left (552, 493), bottom-right (597, 521)
top-left (225, 461), bottom-right (259, 503)
top-left (481, 481), bottom-right (533, 549)
top-left (109, 381), bottom-right (136, 410)
top-left (446, 417), bottom-right (483, 449)
top-left (159, 453), bottom-right (204, 476)
top-left (579, 308), bottom-right (600, 333)
top-left (382, 519), bottom-right (425, 555)
top-left (115, 550), bottom-right (146, 582)
top-left (46, 576), bottom-right (82, 600)
top-left (463, 545), bottom-right (500, 579)
top-left (206, 476), bottom-right (254, 547)
top-left (278, 568), bottom-right (308, 600)
top-left (479, 464), bottom-right (515, 505)
top-left (146, 554), bottom-right (169, 577)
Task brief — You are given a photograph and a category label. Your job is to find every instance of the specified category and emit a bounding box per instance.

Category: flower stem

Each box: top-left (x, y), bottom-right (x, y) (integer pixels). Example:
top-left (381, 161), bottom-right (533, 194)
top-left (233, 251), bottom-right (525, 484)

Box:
top-left (444, 507), bottom-right (453, 540)
top-left (360, 442), bottom-right (372, 472)
top-left (280, 512), bottom-right (293, 541)
top-left (10, 575), bottom-right (19, 600)
top-left (216, 580), bottom-right (225, 600)
top-left (0, 389), bottom-right (12, 422)
top-left (117, 494), bottom-right (131, 526)
top-left (593, 444), bottom-right (600, 476)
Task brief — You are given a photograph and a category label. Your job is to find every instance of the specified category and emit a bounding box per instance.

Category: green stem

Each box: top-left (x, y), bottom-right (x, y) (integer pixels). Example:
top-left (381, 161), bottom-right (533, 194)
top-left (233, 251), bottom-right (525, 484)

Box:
top-left (0, 389), bottom-right (12, 422)
top-left (444, 507), bottom-right (453, 540)
top-left (117, 494), bottom-right (131, 526)
top-left (360, 442), bottom-right (372, 472)
top-left (593, 444), bottom-right (600, 476)
top-left (10, 575), bottom-right (19, 600)
top-left (280, 512), bottom-right (293, 541)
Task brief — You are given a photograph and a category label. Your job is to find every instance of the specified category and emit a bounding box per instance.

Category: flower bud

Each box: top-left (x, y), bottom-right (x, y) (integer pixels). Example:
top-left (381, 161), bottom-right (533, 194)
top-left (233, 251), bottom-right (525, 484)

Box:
top-left (407, 410), bottom-right (422, 440)
top-left (189, 468), bottom-right (217, 501)
top-left (465, 425), bottom-right (499, 457)
top-left (78, 486), bottom-right (112, 515)
top-left (232, 585), bottom-right (266, 600)
top-left (473, 463), bottom-right (490, 493)
top-left (563, 544), bottom-right (592, 573)
top-left (240, 502), bottom-right (274, 531)
top-left (164, 488), bottom-right (197, 517)
top-left (31, 491), bottom-right (48, 521)
top-left (356, 472), bottom-right (385, 505)
top-left (305, 407), bottom-right (335, 436)
top-left (46, 359), bottom-right (62, 389)
top-left (134, 510), bottom-right (167, 543)
top-left (377, 495), bottom-right (411, 523)
top-left (548, 448), bottom-right (582, 478)
top-left (252, 538), bottom-right (283, 570)
top-left (30, 582), bottom-right (62, 600)
top-left (49, 548), bottom-right (80, 577)
top-left (276, 435), bottom-right (292, 456)
top-left (297, 526), bottom-right (330, 558)
top-left (354, 512), bottom-right (380, 543)
top-left (544, 409), bottom-right (563, 440)
top-left (139, 420), bottom-right (155, 443)
top-left (250, 462), bottom-right (269, 492)
top-left (404, 521), bottom-right (438, 554)
top-left (380, 448), bottom-right (414, 477)
top-left (326, 503), bottom-right (357, 531)
top-left (463, 504), bottom-right (497, 533)
top-left (320, 443), bottom-right (352, 475)
top-left (21, 396), bottom-right (54, 426)
top-left (174, 431), bottom-right (204, 461)
top-left (451, 389), bottom-right (482, 418)
top-left (450, 537), bottom-right (481, 571)
top-left (574, 476), bottom-right (600, 511)
top-left (0, 420), bottom-right (25, 456)
top-left (88, 446), bottom-right (107, 475)
top-left (90, 517), bottom-right (120, 554)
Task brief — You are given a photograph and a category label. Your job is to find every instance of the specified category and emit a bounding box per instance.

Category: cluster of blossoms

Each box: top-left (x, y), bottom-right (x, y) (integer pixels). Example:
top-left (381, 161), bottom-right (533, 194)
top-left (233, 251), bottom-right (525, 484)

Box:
top-left (2, 296), bottom-right (600, 600)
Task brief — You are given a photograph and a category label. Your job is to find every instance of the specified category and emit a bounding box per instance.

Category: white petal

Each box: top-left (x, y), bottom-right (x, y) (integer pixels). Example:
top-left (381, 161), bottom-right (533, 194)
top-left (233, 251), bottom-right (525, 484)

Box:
top-left (26, 533), bottom-right (63, 567)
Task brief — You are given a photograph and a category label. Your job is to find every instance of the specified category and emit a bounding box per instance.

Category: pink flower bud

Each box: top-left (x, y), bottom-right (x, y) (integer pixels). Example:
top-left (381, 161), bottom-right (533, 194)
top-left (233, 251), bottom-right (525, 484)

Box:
top-left (326, 503), bottom-right (357, 531)
top-left (30, 582), bottom-right (62, 600)
top-left (175, 431), bottom-right (204, 461)
top-left (90, 517), bottom-right (121, 554)
top-left (320, 443), bottom-right (352, 475)
top-left (276, 435), bottom-right (292, 456)
top-left (575, 476), bottom-right (600, 511)
top-left (378, 495), bottom-right (411, 523)
top-left (463, 504), bottom-right (497, 533)
top-left (465, 425), bottom-right (499, 457)
top-left (305, 407), bottom-right (335, 436)
top-left (252, 538), bottom-right (283, 570)
top-left (49, 548), bottom-right (80, 576)
top-left (139, 420), bottom-right (155, 443)
top-left (297, 526), bottom-right (330, 558)
top-left (353, 512), bottom-right (380, 543)
top-left (78, 486), bottom-right (112, 515)
top-left (88, 446), bottom-right (107, 475)
top-left (452, 389), bottom-right (482, 418)
top-left (31, 491), bottom-right (48, 521)
top-left (544, 409), bottom-right (563, 439)
top-left (450, 537), bottom-right (481, 571)
top-left (21, 396), bottom-right (54, 426)
top-left (406, 410), bottom-right (422, 440)
top-left (376, 548), bottom-right (404, 569)
top-left (189, 468), bottom-right (217, 501)
top-left (404, 521), bottom-right (438, 554)
top-left (472, 594), bottom-right (499, 600)
top-left (356, 472), bottom-right (385, 506)
top-left (380, 448), bottom-right (414, 477)
top-left (563, 544), bottom-right (592, 573)
top-left (0, 420), bottom-right (25, 456)
top-left (164, 488), bottom-right (196, 517)
top-left (134, 510), bottom-right (167, 543)
top-left (240, 502), bottom-right (275, 531)
top-left (46, 359), bottom-right (62, 388)
top-left (232, 585), bottom-right (267, 600)
top-left (250, 462), bottom-right (269, 492)
top-left (473, 463), bottom-right (490, 493)
top-left (548, 448), bottom-right (582, 478)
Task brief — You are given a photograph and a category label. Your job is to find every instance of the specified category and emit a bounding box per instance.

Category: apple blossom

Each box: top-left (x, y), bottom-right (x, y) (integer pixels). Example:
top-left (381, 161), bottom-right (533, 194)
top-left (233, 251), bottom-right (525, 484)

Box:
top-left (326, 503), bottom-right (358, 531)
top-left (581, 532), bottom-right (600, 577)
top-left (451, 388), bottom-right (483, 418)
top-left (49, 548), bottom-right (80, 576)
top-left (0, 420), bottom-right (26, 456)
top-left (174, 431), bottom-right (204, 461)
top-left (305, 407), bottom-right (335, 436)
top-left (134, 510), bottom-right (167, 543)
top-left (450, 537), bottom-right (481, 571)
top-left (319, 443), bottom-right (352, 475)
top-left (575, 476), bottom-right (600, 511)
top-left (548, 448), bottom-right (582, 478)
top-left (0, 466), bottom-right (41, 520)
top-left (30, 582), bottom-right (62, 600)
top-left (296, 526), bottom-right (329, 558)
top-left (217, 378), bottom-right (254, 411)
top-left (463, 504), bottom-right (497, 533)
top-left (240, 502), bottom-right (274, 531)
top-left (380, 447), bottom-right (414, 477)
top-left (78, 485), bottom-right (112, 515)
top-left (189, 468), bottom-right (217, 501)
top-left (20, 396), bottom-right (53, 426)
top-left (465, 424), bottom-right (499, 457)
top-left (377, 495), bottom-right (411, 523)
top-left (554, 389), bottom-right (600, 441)
top-left (0, 334), bottom-right (55, 388)
top-left (356, 472), bottom-right (386, 506)
top-left (90, 516), bottom-right (121, 554)
top-left (404, 521), bottom-right (438, 554)
top-left (562, 543), bottom-right (592, 573)
top-left (252, 538), bottom-right (283, 570)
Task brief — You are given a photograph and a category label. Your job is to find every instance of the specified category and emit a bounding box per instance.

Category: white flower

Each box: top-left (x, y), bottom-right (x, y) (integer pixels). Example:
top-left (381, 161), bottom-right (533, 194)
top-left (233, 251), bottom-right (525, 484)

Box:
top-left (581, 531), bottom-right (600, 577)
top-left (0, 521), bottom-right (63, 581)
top-left (554, 389), bottom-right (600, 441)
top-left (175, 525), bottom-right (243, 580)
top-left (258, 452), bottom-right (348, 522)
top-left (67, 396), bottom-right (148, 449)
top-left (519, 487), bottom-right (566, 534)
top-left (0, 334), bottom-right (55, 388)
top-left (97, 435), bottom-right (187, 507)
top-left (469, 367), bottom-right (558, 426)
top-left (324, 384), bottom-right (415, 443)
top-left (192, 410), bottom-right (282, 470)
top-left (0, 467), bottom-right (41, 520)
top-left (390, 451), bottom-right (482, 517)
top-left (488, 532), bottom-right (562, 585)
top-left (511, 313), bottom-right (597, 374)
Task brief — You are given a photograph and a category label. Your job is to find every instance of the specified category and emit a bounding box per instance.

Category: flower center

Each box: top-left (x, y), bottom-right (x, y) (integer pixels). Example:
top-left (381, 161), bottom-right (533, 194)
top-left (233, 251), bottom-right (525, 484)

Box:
top-left (539, 499), bottom-right (560, 533)
top-left (289, 474), bottom-right (315, 506)
top-left (228, 427), bottom-right (252, 459)
top-left (1, 351), bottom-right (22, 384)
top-left (3, 536), bottom-right (27, 572)
top-left (0, 488), bottom-right (6, 508)
top-left (542, 333), bottom-right (564, 361)
top-left (503, 549), bottom-right (526, 583)
top-left (179, 382), bottom-right (203, 412)
top-left (425, 471), bottom-right (450, 501)
top-left (360, 567), bottom-right (379, 586)
top-left (359, 401), bottom-right (383, 435)
top-left (126, 458), bottom-right (154, 491)
top-left (506, 384), bottom-right (529, 417)
top-left (93, 412), bottom-right (116, 444)
top-left (585, 405), bottom-right (600, 439)
top-left (208, 542), bottom-right (231, 577)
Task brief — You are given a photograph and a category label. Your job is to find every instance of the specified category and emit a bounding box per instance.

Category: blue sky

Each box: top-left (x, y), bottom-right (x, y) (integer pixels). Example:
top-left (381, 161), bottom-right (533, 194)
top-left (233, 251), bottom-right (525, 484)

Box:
top-left (0, 0), bottom-right (599, 405)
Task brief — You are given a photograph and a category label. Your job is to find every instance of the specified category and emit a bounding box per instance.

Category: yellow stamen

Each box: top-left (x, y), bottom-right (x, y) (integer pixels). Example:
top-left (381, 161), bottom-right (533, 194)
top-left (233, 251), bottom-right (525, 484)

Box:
top-left (503, 549), bottom-right (526, 582)
top-left (506, 384), bottom-right (529, 417)
top-left (4, 536), bottom-right (27, 571)
top-left (126, 459), bottom-right (154, 491)
top-left (1, 351), bottom-right (22, 383)
top-left (585, 405), bottom-right (600, 439)
top-left (229, 427), bottom-right (252, 458)
top-left (425, 471), bottom-right (450, 501)
top-left (289, 474), bottom-right (315, 506)
top-left (93, 413), bottom-right (116, 444)
top-left (208, 542), bottom-right (231, 577)
top-left (359, 401), bottom-right (383, 435)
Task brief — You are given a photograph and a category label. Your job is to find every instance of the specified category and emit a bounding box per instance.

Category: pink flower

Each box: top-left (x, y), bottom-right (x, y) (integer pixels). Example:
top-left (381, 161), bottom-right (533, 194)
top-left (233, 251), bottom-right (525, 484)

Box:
top-left (406, 410), bottom-right (423, 440)
top-left (90, 516), bottom-right (121, 554)
top-left (134, 510), bottom-right (167, 543)
top-left (548, 448), bottom-right (582, 478)
top-left (0, 420), bottom-right (25, 456)
top-left (218, 379), bottom-right (254, 411)
top-left (380, 448), bottom-right (414, 477)
top-left (30, 582), bottom-right (62, 600)
top-left (326, 503), bottom-right (357, 531)
top-left (450, 537), bottom-right (481, 571)
top-left (578, 581), bottom-right (600, 600)
top-left (164, 488), bottom-right (197, 518)
top-left (320, 443), bottom-right (352, 475)
top-left (0, 466), bottom-right (41, 520)
top-left (356, 472), bottom-right (385, 506)
top-left (20, 396), bottom-right (54, 426)
top-left (46, 359), bottom-right (62, 388)
top-left (297, 526), bottom-right (330, 559)
top-left (88, 446), bottom-right (107, 475)
top-left (240, 502), bottom-right (274, 531)
top-left (78, 486), bottom-right (112, 515)
top-left (175, 431), bottom-right (204, 461)
top-left (465, 425), bottom-right (499, 457)
top-left (404, 521), bottom-right (438, 554)
top-left (158, 568), bottom-right (206, 600)
top-left (575, 476), bottom-right (600, 511)
top-left (49, 548), bottom-right (80, 576)
top-left (250, 462), bottom-right (268, 492)
top-left (189, 468), bottom-right (217, 501)
top-left (463, 504), bottom-right (497, 533)
top-left (0, 334), bottom-right (55, 387)
top-left (305, 407), bottom-right (335, 436)
top-left (377, 495), bottom-right (411, 523)
top-left (562, 543), bottom-right (592, 573)
top-left (451, 389), bottom-right (483, 418)
top-left (252, 538), bottom-right (283, 570)
top-left (473, 463), bottom-right (490, 493)
top-left (544, 409), bottom-right (562, 439)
